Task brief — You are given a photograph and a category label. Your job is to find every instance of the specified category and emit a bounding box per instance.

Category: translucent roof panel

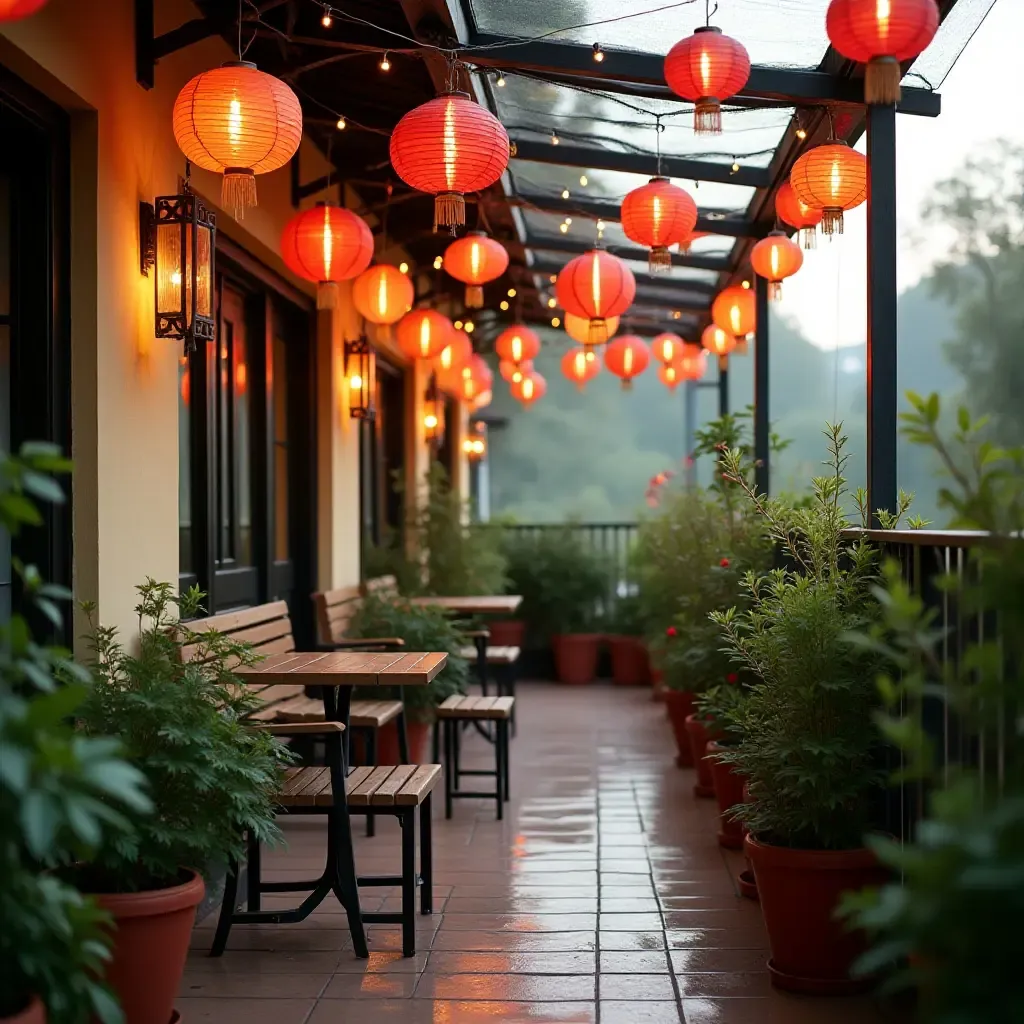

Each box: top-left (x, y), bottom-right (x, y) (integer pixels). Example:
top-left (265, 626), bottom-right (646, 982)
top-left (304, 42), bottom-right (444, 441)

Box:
top-left (902, 0), bottom-right (997, 88)
top-left (494, 77), bottom-right (791, 169)
top-left (467, 0), bottom-right (831, 68)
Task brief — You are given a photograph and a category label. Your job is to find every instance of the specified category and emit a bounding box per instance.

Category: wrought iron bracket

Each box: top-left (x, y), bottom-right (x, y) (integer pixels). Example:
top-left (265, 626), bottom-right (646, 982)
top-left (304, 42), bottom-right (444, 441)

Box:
top-left (139, 201), bottom-right (155, 276)
top-left (135, 0), bottom-right (221, 89)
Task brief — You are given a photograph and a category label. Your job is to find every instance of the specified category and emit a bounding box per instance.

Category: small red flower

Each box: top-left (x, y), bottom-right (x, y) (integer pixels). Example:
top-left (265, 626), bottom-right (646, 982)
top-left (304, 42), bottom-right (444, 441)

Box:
top-left (727, 673), bottom-right (739, 685)
top-left (666, 626), bottom-right (678, 638)
top-left (719, 557), bottom-right (730, 568)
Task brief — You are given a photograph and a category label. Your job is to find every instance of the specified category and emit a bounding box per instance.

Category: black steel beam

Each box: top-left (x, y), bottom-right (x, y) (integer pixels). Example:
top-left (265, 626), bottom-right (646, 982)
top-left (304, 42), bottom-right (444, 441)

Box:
top-left (524, 234), bottom-right (730, 274)
top-left (512, 140), bottom-right (770, 190)
top-left (465, 35), bottom-right (941, 117)
top-left (718, 365), bottom-right (729, 418)
top-left (866, 103), bottom-right (898, 522)
top-left (754, 275), bottom-right (770, 495)
top-left (135, 0), bottom-right (222, 89)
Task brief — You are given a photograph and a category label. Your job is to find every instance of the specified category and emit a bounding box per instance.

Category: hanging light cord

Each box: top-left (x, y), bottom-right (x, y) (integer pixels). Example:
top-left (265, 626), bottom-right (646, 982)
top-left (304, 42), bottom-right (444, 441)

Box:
top-left (655, 114), bottom-right (664, 177)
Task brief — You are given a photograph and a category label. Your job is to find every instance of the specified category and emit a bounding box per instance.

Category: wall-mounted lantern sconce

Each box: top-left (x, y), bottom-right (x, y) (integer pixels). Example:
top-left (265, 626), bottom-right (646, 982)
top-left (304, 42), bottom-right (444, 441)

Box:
top-left (423, 376), bottom-right (445, 448)
top-left (344, 336), bottom-right (375, 420)
top-left (140, 167), bottom-right (216, 353)
top-left (463, 421), bottom-right (487, 462)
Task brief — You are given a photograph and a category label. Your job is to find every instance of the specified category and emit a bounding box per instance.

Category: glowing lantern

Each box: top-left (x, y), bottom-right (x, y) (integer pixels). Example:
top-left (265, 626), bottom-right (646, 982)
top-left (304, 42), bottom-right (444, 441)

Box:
top-left (664, 27), bottom-right (751, 135)
top-left (499, 359), bottom-right (533, 384)
top-left (652, 332), bottom-right (686, 365)
top-left (0, 0), bottom-right (47, 20)
top-left (561, 347), bottom-right (601, 390)
top-left (775, 181), bottom-right (824, 250)
top-left (494, 325), bottom-right (541, 366)
top-left (677, 349), bottom-right (708, 380)
top-left (433, 332), bottom-right (474, 376)
top-left (750, 231), bottom-right (804, 300)
top-left (445, 354), bottom-right (493, 404)
top-left (702, 323), bottom-right (736, 369)
top-left (281, 204), bottom-right (373, 310)
top-left (789, 143), bottom-right (867, 236)
top-left (679, 230), bottom-right (709, 255)
top-left (173, 62), bottom-right (302, 219)
top-left (511, 369), bottom-right (546, 407)
top-left (352, 264), bottom-right (414, 326)
top-left (463, 427), bottom-right (487, 461)
top-left (603, 335), bottom-right (651, 391)
top-left (389, 92), bottom-right (510, 232)
top-left (565, 312), bottom-right (619, 347)
top-left (471, 389), bottom-right (493, 412)
top-left (344, 337), bottom-right (375, 420)
top-left (620, 178), bottom-right (698, 272)
top-left (396, 309), bottom-right (453, 361)
top-left (712, 285), bottom-right (756, 339)
top-left (556, 250), bottom-right (636, 345)
top-left (443, 232), bottom-right (509, 307)
top-left (827, 0), bottom-right (939, 105)
top-left (423, 395), bottom-right (445, 445)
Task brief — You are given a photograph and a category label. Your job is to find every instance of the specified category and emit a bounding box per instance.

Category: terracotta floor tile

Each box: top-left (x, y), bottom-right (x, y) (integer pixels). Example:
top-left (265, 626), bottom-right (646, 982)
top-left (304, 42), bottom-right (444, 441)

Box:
top-left (429, 930), bottom-right (598, 953)
top-left (599, 974), bottom-right (678, 1000)
top-left (426, 951), bottom-right (596, 975)
top-left (440, 913), bottom-right (598, 931)
top-left (332, 951), bottom-right (430, 973)
top-left (669, 949), bottom-right (769, 974)
top-left (321, 974), bottom-right (419, 999)
top-left (600, 897), bottom-right (660, 913)
top-left (173, 997), bottom-right (315, 1023)
top-left (183, 949), bottom-right (344, 974)
top-left (675, 972), bottom-right (775, 998)
top-left (415, 974), bottom-right (596, 1001)
top-left (599, 912), bottom-right (665, 931)
top-left (598, 950), bottom-right (672, 974)
top-left (179, 973), bottom-right (330, 998)
top-left (599, 1000), bottom-right (683, 1024)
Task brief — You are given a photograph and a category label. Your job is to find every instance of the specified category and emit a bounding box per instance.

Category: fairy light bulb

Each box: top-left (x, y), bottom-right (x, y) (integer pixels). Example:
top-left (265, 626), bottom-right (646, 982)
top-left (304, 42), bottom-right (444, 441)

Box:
top-left (454, 320), bottom-right (463, 330)
top-left (496, 71), bottom-right (506, 87)
top-left (321, 7), bottom-right (333, 27)
top-left (399, 262), bottom-right (409, 274)
top-left (336, 116), bottom-right (346, 130)
top-left (433, 256), bottom-right (443, 270)
top-left (500, 300), bottom-right (509, 310)
top-left (464, 321), bottom-right (475, 334)
top-left (547, 297), bottom-right (557, 308)
top-left (551, 131), bottom-right (560, 146)
top-left (592, 43), bottom-right (605, 62)
top-left (559, 223), bottom-right (569, 234)
top-left (561, 189), bottom-right (570, 199)
top-left (507, 287), bottom-right (517, 297)
top-left (551, 317), bottom-right (561, 327)
top-left (580, 174), bottom-right (589, 186)
top-left (379, 52), bottom-right (391, 72)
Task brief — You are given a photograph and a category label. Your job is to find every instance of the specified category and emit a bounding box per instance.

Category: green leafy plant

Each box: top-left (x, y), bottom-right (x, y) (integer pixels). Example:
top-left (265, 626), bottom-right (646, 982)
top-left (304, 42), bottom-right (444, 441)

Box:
top-left (841, 393), bottom-right (1024, 1020)
top-left (74, 582), bottom-right (293, 893)
top-left (694, 675), bottom-right (749, 745)
top-left (346, 593), bottom-right (469, 723)
top-left (1, 444), bottom-right (149, 1024)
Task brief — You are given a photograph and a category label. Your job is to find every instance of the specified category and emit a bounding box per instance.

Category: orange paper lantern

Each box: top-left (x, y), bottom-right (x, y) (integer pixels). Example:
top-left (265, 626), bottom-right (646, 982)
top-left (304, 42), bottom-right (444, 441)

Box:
top-left (603, 335), bottom-right (651, 391)
top-left (620, 178), bottom-right (698, 272)
top-left (750, 231), bottom-right (804, 301)
top-left (789, 142), bottom-right (867, 236)
top-left (352, 264), bottom-right (414, 325)
top-left (0, 0), bottom-right (47, 20)
top-left (396, 309), bottom-right (453, 361)
top-left (556, 250), bottom-right (636, 345)
top-left (389, 92), bottom-right (510, 232)
top-left (564, 312), bottom-right (619, 347)
top-left (281, 204), bottom-right (373, 310)
top-left (679, 230), bottom-right (709, 255)
top-left (433, 332), bottom-right (474, 375)
top-left (443, 232), bottom-right (509, 307)
top-left (561, 347), bottom-right (601, 391)
top-left (775, 181), bottom-right (824, 250)
top-left (652, 332), bottom-right (686, 365)
top-left (827, 0), bottom-right (939, 105)
top-left (511, 369), bottom-right (546, 407)
top-left (173, 62), bottom-right (302, 219)
top-left (702, 323), bottom-right (736, 369)
top-left (499, 358), bottom-right (533, 384)
top-left (712, 285), bottom-right (756, 339)
top-left (494, 325), bottom-right (541, 366)
top-left (457, 355), bottom-right (494, 404)
top-left (664, 27), bottom-right (751, 135)
top-left (677, 349), bottom-right (708, 381)
top-left (471, 389), bottom-right (493, 412)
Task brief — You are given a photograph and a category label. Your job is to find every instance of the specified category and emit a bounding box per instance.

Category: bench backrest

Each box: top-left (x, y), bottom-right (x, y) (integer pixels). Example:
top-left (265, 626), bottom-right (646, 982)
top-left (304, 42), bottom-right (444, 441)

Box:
top-left (311, 584), bottom-right (364, 646)
top-left (364, 575), bottom-right (400, 600)
top-left (181, 601), bottom-right (297, 664)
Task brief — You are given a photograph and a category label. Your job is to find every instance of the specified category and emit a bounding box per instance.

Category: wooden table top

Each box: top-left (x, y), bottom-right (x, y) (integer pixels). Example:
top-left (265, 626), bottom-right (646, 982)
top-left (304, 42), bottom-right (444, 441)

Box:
top-left (407, 595), bottom-right (523, 615)
top-left (236, 651), bottom-right (448, 687)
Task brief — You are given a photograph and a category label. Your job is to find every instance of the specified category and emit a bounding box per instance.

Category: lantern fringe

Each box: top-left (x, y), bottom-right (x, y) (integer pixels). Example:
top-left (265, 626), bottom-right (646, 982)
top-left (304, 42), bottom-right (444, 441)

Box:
top-left (222, 169), bottom-right (257, 220)
top-left (694, 99), bottom-right (722, 136)
top-left (821, 208), bottom-right (844, 237)
top-left (465, 285), bottom-right (484, 308)
top-left (649, 247), bottom-right (671, 274)
top-left (317, 282), bottom-right (339, 310)
top-left (434, 192), bottom-right (465, 233)
top-left (621, 379), bottom-right (634, 392)
top-left (800, 226), bottom-right (818, 250)
top-left (768, 281), bottom-right (782, 302)
top-left (865, 56), bottom-right (902, 106)
top-left (588, 318), bottom-right (609, 345)
top-left (679, 238), bottom-right (692, 254)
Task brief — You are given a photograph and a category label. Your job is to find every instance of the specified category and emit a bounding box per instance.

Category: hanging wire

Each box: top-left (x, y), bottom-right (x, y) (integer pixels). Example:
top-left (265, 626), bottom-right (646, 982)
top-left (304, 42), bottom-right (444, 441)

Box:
top-left (654, 114), bottom-right (664, 177)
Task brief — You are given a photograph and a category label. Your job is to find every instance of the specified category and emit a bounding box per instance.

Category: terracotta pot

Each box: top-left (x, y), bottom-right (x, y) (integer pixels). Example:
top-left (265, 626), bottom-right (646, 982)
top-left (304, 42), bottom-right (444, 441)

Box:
top-left (94, 870), bottom-right (205, 1024)
top-left (608, 636), bottom-right (651, 686)
top-left (2, 997), bottom-right (44, 1024)
top-left (376, 719), bottom-right (430, 764)
top-left (745, 835), bottom-right (888, 994)
top-left (684, 714), bottom-right (715, 797)
top-left (551, 634), bottom-right (600, 684)
top-left (663, 689), bottom-right (695, 767)
top-left (707, 741), bottom-right (746, 850)
top-left (738, 868), bottom-right (759, 901)
top-left (487, 619), bottom-right (526, 647)
top-left (650, 668), bottom-right (666, 702)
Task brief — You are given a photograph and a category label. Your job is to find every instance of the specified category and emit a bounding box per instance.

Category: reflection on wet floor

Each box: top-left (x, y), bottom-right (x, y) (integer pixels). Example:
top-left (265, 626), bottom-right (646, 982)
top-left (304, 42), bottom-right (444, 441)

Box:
top-left (184, 682), bottom-right (882, 1024)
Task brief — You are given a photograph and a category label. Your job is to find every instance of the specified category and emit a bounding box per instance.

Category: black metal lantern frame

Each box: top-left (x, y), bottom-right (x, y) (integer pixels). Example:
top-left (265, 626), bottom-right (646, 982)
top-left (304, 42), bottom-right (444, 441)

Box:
top-left (344, 336), bottom-right (375, 420)
top-left (463, 422), bottom-right (487, 462)
top-left (423, 373), bottom-right (445, 448)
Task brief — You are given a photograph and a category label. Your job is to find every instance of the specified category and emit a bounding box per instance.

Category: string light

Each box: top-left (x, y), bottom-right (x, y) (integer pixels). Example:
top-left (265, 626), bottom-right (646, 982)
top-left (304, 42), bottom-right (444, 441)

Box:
top-left (496, 71), bottom-right (506, 87)
top-left (507, 287), bottom-right (517, 297)
top-left (549, 274), bottom-right (557, 284)
top-left (399, 261), bottom-right (409, 274)
top-left (731, 159), bottom-right (740, 173)
top-left (551, 317), bottom-right (561, 328)
top-left (464, 320), bottom-right (475, 333)
top-left (596, 219), bottom-right (605, 232)
top-left (547, 297), bottom-right (557, 308)
top-left (500, 300), bottom-right (509, 310)
top-left (672, 310), bottom-right (682, 320)
top-left (580, 174), bottom-right (589, 186)
top-left (379, 52), bottom-right (391, 72)
top-left (454, 320), bottom-right (464, 330)
top-left (796, 126), bottom-right (807, 140)
top-left (321, 6), bottom-right (332, 27)
top-left (561, 189), bottom-right (570, 199)
top-left (564, 217), bottom-right (572, 226)
top-left (433, 256), bottom-right (443, 270)
top-left (336, 116), bottom-right (346, 130)
top-left (559, 222), bottom-right (569, 233)
top-left (742, 279), bottom-right (751, 289)
top-left (551, 131), bottom-right (560, 146)
top-left (592, 43), bottom-right (605, 62)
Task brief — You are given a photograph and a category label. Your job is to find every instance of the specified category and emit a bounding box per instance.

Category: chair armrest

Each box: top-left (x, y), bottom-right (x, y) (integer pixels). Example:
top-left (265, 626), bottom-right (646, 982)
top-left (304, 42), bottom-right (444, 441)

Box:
top-left (249, 721), bottom-right (346, 736)
top-left (462, 629), bottom-right (491, 639)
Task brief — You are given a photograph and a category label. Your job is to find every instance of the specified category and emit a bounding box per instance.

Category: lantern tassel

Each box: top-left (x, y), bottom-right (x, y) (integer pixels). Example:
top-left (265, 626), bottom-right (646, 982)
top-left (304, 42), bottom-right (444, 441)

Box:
top-left (465, 285), bottom-right (484, 308)
top-left (317, 282), bottom-right (339, 311)
top-left (694, 98), bottom-right (722, 136)
top-left (434, 192), bottom-right (465, 233)
top-left (865, 56), bottom-right (902, 106)
top-left (588, 318), bottom-right (608, 345)
top-left (800, 226), bottom-right (818, 250)
top-left (649, 247), bottom-right (671, 274)
top-left (768, 281), bottom-right (782, 302)
top-left (620, 379), bottom-right (634, 393)
top-left (222, 168), bottom-right (257, 220)
top-left (821, 208), bottom-right (844, 237)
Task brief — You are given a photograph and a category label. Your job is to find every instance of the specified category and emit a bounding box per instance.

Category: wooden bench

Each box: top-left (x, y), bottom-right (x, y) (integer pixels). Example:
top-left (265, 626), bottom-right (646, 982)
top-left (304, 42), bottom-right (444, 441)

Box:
top-left (437, 695), bottom-right (514, 821)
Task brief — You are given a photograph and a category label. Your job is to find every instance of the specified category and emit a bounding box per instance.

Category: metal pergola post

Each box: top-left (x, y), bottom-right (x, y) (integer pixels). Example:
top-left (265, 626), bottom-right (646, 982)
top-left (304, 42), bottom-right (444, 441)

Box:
top-left (718, 364), bottom-right (729, 418)
top-left (866, 103), bottom-right (898, 523)
top-left (754, 275), bottom-right (770, 495)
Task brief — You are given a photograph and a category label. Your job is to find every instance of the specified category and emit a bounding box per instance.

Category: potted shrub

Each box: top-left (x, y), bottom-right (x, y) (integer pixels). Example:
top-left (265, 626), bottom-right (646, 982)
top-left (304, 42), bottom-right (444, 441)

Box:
top-left (711, 424), bottom-right (921, 994)
top-left (347, 593), bottom-right (470, 761)
top-left (73, 581), bottom-right (293, 1024)
top-left (1, 444), bottom-right (149, 1024)
top-left (604, 593), bottom-right (650, 686)
top-left (697, 677), bottom-right (750, 848)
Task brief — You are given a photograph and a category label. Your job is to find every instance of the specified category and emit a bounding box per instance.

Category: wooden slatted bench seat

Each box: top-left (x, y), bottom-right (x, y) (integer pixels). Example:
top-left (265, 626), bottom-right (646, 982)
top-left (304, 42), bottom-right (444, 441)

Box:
top-left (457, 644), bottom-right (520, 666)
top-left (437, 695), bottom-right (514, 820)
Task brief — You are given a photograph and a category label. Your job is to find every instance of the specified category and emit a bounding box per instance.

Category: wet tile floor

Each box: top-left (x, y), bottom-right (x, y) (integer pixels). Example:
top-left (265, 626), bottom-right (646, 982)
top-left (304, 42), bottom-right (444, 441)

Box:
top-left (184, 683), bottom-right (885, 1023)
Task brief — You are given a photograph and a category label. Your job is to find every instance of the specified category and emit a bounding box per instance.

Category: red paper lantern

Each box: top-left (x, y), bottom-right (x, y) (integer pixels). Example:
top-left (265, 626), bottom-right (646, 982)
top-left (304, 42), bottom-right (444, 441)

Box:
top-left (389, 92), bottom-right (510, 233)
top-left (173, 62), bottom-right (302, 219)
top-left (352, 264), bottom-right (414, 325)
top-left (433, 332), bottom-right (474, 376)
top-left (677, 349), bottom-right (708, 381)
top-left (789, 143), bottom-right (867, 236)
top-left (499, 358), bottom-right (533, 384)
top-left (0, 0), bottom-right (47, 20)
top-left (561, 348), bottom-right (600, 391)
top-left (603, 335), bottom-right (651, 391)
top-left (679, 230), bottom-right (709, 255)
top-left (396, 309), bottom-right (453, 361)
top-left (620, 178), bottom-right (698, 272)
top-left (664, 27), bottom-right (751, 135)
top-left (750, 231), bottom-right (804, 301)
top-left (775, 181), bottom-right (824, 250)
top-left (652, 332), bottom-right (686, 365)
top-left (281, 204), bottom-right (373, 310)
top-left (494, 325), bottom-right (541, 366)
top-left (702, 324), bottom-right (736, 369)
top-left (471, 389), bottom-right (493, 413)
top-left (511, 369), bottom-right (546, 407)
top-left (827, 0), bottom-right (939, 104)
top-left (453, 354), bottom-right (493, 404)
top-left (565, 312), bottom-right (619, 347)
top-left (712, 285), bottom-right (756, 339)
top-left (556, 250), bottom-right (636, 345)
top-left (443, 232), bottom-right (509, 307)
